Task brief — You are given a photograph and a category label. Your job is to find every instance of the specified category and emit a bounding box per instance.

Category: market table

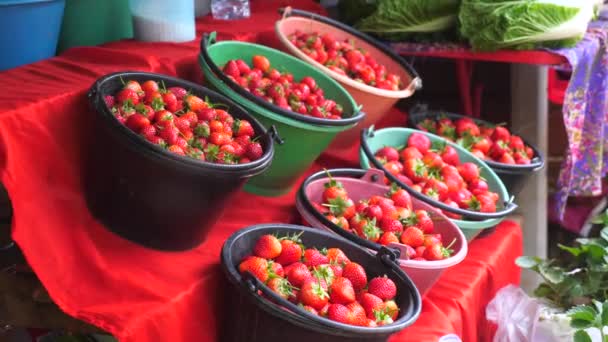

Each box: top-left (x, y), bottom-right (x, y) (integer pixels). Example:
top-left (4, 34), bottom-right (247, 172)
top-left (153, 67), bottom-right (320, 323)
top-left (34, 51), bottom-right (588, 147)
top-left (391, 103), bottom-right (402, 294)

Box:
top-left (0, 1), bottom-right (522, 341)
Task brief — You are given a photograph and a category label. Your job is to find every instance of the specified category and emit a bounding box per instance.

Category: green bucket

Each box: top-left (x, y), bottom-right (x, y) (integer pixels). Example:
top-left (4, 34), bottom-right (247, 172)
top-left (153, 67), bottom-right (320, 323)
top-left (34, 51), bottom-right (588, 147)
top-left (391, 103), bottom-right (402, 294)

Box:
top-left (58, 0), bottom-right (133, 53)
top-left (199, 33), bottom-right (364, 196)
top-left (359, 127), bottom-right (516, 241)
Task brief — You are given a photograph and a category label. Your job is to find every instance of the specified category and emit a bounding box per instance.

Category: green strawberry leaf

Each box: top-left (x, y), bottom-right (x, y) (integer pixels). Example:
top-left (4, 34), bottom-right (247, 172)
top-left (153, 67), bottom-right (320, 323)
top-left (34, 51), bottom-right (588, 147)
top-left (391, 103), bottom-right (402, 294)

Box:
top-left (601, 227), bottom-right (608, 243)
top-left (573, 330), bottom-right (593, 342)
top-left (515, 256), bottom-right (541, 269)
top-left (567, 306), bottom-right (597, 324)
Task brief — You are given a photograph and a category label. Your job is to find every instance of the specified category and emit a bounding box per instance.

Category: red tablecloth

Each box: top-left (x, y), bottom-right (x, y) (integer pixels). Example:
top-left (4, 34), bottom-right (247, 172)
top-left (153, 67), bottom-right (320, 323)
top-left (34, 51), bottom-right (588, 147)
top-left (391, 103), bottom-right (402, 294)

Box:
top-left (0, 1), bottom-right (522, 341)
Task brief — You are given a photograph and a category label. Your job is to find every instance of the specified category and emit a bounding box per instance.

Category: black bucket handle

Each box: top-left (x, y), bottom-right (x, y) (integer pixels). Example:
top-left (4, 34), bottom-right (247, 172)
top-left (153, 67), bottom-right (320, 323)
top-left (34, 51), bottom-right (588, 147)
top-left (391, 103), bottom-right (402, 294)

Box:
top-left (199, 33), bottom-right (366, 127)
top-left (360, 127), bottom-right (518, 221)
top-left (277, 7), bottom-right (422, 93)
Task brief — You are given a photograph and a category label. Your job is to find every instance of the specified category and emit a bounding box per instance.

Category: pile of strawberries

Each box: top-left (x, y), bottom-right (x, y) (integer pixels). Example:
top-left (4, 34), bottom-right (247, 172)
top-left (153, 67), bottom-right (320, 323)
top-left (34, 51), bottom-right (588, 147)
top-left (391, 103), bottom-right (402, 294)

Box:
top-left (373, 132), bottom-right (501, 217)
top-left (311, 174), bottom-right (453, 261)
top-left (416, 116), bottom-right (535, 165)
top-left (289, 31), bottom-right (402, 91)
top-left (105, 79), bottom-right (263, 164)
top-left (239, 233), bottom-right (401, 327)
top-left (222, 55), bottom-right (344, 120)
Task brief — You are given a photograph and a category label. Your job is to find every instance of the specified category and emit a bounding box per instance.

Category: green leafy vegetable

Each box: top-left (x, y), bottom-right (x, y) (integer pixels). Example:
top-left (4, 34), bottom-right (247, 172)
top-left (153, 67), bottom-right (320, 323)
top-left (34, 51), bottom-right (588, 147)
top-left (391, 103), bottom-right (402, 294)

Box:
top-left (459, 0), bottom-right (595, 51)
top-left (355, 0), bottom-right (461, 41)
top-left (568, 300), bottom-right (608, 341)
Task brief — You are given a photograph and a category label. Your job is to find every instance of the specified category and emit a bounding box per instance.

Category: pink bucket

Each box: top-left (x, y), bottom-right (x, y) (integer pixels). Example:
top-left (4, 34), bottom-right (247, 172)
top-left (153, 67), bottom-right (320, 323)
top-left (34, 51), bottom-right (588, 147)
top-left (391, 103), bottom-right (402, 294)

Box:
top-left (296, 168), bottom-right (468, 296)
top-left (275, 8), bottom-right (421, 153)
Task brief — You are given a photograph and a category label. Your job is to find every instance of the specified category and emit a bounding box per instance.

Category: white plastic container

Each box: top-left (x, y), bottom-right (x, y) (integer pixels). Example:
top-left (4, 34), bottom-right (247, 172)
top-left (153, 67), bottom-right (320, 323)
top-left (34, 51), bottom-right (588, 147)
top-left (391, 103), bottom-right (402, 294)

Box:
top-left (130, 0), bottom-right (195, 42)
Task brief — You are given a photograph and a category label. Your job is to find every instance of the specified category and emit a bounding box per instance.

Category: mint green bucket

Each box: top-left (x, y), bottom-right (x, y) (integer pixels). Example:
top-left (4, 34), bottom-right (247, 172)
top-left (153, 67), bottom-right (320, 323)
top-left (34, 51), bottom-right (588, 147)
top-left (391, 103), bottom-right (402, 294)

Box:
top-left (360, 127), bottom-right (516, 241)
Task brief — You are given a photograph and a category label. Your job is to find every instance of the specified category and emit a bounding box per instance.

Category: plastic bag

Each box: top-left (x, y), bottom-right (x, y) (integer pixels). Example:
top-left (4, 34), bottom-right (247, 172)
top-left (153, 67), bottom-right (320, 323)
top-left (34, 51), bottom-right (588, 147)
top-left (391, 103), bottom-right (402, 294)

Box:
top-left (486, 285), bottom-right (541, 342)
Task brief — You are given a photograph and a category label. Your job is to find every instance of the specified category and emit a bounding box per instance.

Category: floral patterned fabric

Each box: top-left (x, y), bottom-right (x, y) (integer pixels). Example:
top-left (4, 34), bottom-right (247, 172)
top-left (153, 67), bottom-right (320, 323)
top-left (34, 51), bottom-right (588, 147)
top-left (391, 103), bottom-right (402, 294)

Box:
top-left (552, 21), bottom-right (608, 220)
top-left (390, 24), bottom-right (608, 221)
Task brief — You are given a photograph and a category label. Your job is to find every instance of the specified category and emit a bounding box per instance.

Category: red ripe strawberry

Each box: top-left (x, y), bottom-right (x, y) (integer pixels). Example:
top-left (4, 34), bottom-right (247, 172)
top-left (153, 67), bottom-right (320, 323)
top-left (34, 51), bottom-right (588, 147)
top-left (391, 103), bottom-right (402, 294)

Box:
top-left (300, 279), bottom-right (330, 310)
top-left (246, 142), bottom-right (263, 160)
top-left (491, 126), bottom-right (511, 142)
top-left (174, 117), bottom-right (191, 133)
top-left (267, 277), bottom-right (294, 300)
top-left (141, 80), bottom-right (159, 94)
top-left (233, 119), bottom-right (254, 137)
top-left (238, 256), bottom-right (269, 283)
top-left (327, 304), bottom-right (351, 324)
top-left (379, 232), bottom-right (399, 245)
top-left (184, 95), bottom-right (207, 112)
top-left (375, 146), bottom-right (400, 162)
top-left (407, 132), bottom-right (431, 153)
top-left (162, 92), bottom-right (178, 112)
top-left (341, 262), bottom-right (367, 292)
top-left (457, 162), bottom-right (480, 183)
top-left (489, 140), bottom-right (509, 159)
top-left (415, 210), bottom-right (434, 233)
top-left (116, 88), bottom-right (140, 105)
top-left (357, 219), bottom-right (382, 242)
top-left (236, 59), bottom-right (251, 74)
top-left (253, 235), bottom-right (282, 259)
top-left (364, 205), bottom-right (383, 221)
top-left (329, 277), bottom-right (356, 304)
top-left (389, 185), bottom-right (412, 209)
top-left (525, 146), bottom-right (534, 159)
top-left (285, 262), bottom-right (312, 287)
top-left (347, 301), bottom-right (368, 326)
top-left (168, 86), bottom-right (187, 100)
top-left (423, 242), bottom-right (452, 261)
top-left (252, 55), bottom-right (271, 72)
top-left (379, 218), bottom-right (403, 234)
top-left (303, 249), bottom-right (329, 268)
top-left (323, 177), bottom-right (347, 203)
top-left (326, 248), bottom-right (350, 265)
top-left (140, 124), bottom-right (157, 138)
top-left (383, 161), bottom-right (403, 176)
top-left (125, 113), bottom-right (150, 133)
top-left (455, 118), bottom-right (480, 136)
top-left (499, 153), bottom-right (516, 164)
top-left (400, 146), bottom-right (423, 161)
top-left (360, 292), bottom-right (384, 319)
top-left (515, 154), bottom-right (531, 165)
top-left (401, 226), bottom-right (424, 247)
top-left (181, 111), bottom-right (198, 127)
top-left (403, 158), bottom-right (428, 183)
top-left (275, 239), bottom-right (303, 266)
top-left (468, 178), bottom-right (489, 195)
top-left (104, 95), bottom-right (115, 108)
top-left (477, 193), bottom-right (497, 213)
top-left (147, 135), bottom-right (165, 146)
top-left (367, 276), bottom-right (397, 300)
top-left (223, 60), bottom-right (241, 78)
top-left (450, 188), bottom-right (473, 209)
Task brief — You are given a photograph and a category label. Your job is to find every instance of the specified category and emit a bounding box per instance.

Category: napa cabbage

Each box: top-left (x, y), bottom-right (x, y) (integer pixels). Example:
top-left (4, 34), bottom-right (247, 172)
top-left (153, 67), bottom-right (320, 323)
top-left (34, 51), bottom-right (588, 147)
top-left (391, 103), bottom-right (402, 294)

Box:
top-left (355, 0), bottom-right (461, 41)
top-left (459, 0), bottom-right (595, 51)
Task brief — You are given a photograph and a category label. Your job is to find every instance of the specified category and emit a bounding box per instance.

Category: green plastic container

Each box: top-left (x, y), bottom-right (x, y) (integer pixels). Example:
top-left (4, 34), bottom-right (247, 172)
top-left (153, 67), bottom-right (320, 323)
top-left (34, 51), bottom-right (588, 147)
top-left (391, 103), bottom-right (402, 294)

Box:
top-left (199, 35), bottom-right (363, 196)
top-left (359, 127), bottom-right (514, 241)
top-left (57, 0), bottom-right (133, 53)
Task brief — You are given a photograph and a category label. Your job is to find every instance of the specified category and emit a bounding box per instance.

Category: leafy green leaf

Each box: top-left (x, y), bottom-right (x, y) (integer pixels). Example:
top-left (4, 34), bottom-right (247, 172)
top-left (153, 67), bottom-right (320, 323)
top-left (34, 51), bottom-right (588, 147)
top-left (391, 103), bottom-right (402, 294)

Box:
top-left (601, 227), bottom-right (608, 242)
top-left (558, 243), bottom-right (583, 256)
top-left (602, 301), bottom-right (608, 326)
top-left (533, 283), bottom-right (554, 298)
top-left (356, 0), bottom-right (460, 40)
top-left (538, 263), bottom-right (565, 284)
top-left (515, 256), bottom-right (540, 269)
top-left (567, 306), bottom-right (596, 323)
top-left (459, 1), bottom-right (593, 51)
top-left (573, 330), bottom-right (593, 342)
top-left (586, 243), bottom-right (607, 262)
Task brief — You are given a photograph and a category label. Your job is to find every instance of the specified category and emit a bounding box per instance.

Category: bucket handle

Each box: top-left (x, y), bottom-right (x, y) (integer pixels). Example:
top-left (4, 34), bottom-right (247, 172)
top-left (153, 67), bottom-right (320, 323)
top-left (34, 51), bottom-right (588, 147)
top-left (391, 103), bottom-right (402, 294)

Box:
top-left (267, 125), bottom-right (284, 145)
top-left (360, 127), bottom-right (519, 220)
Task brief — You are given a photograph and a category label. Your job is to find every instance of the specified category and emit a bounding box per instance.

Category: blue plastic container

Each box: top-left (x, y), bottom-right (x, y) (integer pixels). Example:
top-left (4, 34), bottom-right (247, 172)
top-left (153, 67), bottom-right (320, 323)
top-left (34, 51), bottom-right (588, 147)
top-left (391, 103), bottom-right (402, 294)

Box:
top-left (0, 0), bottom-right (65, 71)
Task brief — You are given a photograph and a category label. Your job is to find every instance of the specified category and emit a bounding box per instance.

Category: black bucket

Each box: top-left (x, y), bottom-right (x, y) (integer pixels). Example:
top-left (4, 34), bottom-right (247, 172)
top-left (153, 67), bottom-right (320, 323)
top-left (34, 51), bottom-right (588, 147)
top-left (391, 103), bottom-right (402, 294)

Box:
top-left (220, 224), bottom-right (421, 342)
top-left (85, 72), bottom-right (278, 251)
top-left (408, 108), bottom-right (544, 196)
